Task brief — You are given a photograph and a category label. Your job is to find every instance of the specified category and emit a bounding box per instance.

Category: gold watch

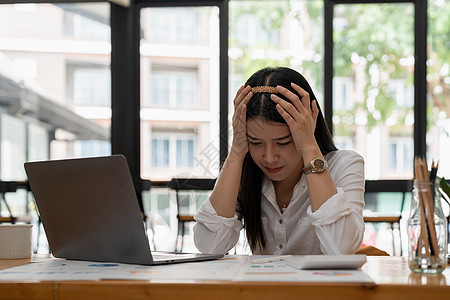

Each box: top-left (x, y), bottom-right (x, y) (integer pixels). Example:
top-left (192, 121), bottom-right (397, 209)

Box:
top-left (303, 158), bottom-right (328, 175)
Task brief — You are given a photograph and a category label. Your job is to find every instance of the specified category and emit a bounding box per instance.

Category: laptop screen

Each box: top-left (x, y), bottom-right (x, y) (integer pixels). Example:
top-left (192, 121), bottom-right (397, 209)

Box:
top-left (25, 155), bottom-right (154, 265)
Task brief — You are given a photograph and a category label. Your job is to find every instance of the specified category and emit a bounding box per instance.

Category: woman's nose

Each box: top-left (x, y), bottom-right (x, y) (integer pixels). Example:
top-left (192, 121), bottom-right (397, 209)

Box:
top-left (263, 146), bottom-right (278, 164)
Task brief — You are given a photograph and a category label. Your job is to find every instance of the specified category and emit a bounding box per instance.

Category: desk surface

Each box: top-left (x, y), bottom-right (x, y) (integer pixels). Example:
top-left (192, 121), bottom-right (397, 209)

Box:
top-left (0, 255), bottom-right (449, 300)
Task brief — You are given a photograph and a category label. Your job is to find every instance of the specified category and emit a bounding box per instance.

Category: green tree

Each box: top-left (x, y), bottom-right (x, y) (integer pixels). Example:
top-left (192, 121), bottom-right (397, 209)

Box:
top-left (428, 1), bottom-right (450, 116)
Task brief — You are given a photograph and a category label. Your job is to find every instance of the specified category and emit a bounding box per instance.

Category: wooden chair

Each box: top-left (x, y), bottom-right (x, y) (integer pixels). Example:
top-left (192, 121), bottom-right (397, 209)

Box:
top-left (363, 180), bottom-right (412, 256)
top-left (356, 245), bottom-right (390, 256)
top-left (0, 181), bottom-right (32, 224)
top-left (168, 177), bottom-right (216, 252)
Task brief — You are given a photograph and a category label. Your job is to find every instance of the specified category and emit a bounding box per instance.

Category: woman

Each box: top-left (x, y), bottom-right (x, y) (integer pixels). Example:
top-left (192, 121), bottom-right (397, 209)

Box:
top-left (194, 67), bottom-right (365, 255)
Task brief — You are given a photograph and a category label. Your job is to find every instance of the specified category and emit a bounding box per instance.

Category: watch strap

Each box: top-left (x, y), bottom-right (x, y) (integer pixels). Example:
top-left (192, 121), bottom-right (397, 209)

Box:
top-left (303, 158), bottom-right (328, 175)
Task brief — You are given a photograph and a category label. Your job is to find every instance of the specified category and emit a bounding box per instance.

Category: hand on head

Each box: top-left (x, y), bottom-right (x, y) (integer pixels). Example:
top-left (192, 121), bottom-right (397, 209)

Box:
top-left (270, 82), bottom-right (319, 153)
top-left (231, 85), bottom-right (252, 158)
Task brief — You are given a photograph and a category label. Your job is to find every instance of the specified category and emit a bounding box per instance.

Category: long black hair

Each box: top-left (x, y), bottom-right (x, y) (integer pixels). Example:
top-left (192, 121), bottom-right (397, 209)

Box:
top-left (239, 67), bottom-right (337, 252)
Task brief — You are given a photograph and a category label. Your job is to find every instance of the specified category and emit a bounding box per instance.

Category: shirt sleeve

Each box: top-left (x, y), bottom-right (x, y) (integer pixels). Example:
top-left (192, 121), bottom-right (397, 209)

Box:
top-left (193, 199), bottom-right (243, 254)
top-left (306, 150), bottom-right (365, 255)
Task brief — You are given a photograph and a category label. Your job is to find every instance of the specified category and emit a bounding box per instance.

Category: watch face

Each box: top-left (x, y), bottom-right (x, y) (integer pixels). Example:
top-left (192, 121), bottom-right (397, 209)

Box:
top-left (313, 159), bottom-right (325, 171)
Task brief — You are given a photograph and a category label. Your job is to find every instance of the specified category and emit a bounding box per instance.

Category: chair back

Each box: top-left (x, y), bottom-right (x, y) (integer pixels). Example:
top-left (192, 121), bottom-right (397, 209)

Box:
top-left (168, 178), bottom-right (216, 252)
top-left (363, 180), bottom-right (413, 256)
top-left (364, 180), bottom-right (412, 212)
top-left (168, 178), bottom-right (216, 216)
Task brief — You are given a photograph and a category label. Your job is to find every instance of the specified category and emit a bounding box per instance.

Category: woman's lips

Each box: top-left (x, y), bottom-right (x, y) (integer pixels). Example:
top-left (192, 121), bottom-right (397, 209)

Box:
top-left (265, 166), bottom-right (283, 174)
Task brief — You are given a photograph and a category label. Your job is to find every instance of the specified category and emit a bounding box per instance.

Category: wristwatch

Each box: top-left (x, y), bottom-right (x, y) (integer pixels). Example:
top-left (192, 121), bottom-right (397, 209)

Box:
top-left (303, 158), bottom-right (328, 175)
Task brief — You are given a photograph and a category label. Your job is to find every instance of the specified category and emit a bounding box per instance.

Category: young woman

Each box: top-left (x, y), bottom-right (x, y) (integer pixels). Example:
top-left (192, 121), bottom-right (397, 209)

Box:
top-left (193, 67), bottom-right (365, 255)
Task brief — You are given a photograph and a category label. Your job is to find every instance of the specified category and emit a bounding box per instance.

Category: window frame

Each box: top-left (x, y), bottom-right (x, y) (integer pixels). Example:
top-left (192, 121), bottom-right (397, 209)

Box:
top-left (0, 0), bottom-right (433, 197)
top-left (324, 0), bottom-right (427, 171)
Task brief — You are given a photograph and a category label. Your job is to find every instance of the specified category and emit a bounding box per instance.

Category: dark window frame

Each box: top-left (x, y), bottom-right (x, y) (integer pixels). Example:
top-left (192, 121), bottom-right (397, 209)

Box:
top-left (0, 0), bottom-right (432, 198)
top-left (324, 0), bottom-right (427, 160)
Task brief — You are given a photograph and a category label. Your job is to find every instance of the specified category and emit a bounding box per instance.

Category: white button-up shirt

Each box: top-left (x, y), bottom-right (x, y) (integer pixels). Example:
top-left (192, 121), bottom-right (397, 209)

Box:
top-left (193, 150), bottom-right (365, 255)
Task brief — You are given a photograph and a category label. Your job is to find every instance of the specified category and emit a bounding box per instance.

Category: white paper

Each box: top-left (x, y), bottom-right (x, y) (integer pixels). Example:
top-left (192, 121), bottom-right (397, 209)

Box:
top-left (0, 255), bottom-right (374, 283)
top-left (0, 256), bottom-right (245, 281)
top-left (233, 255), bottom-right (374, 283)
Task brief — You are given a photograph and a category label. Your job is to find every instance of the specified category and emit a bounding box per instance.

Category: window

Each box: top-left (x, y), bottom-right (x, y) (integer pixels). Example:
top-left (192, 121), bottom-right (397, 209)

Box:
top-left (149, 70), bottom-right (198, 108)
top-left (332, 2), bottom-right (415, 179)
top-left (76, 140), bottom-right (110, 158)
top-left (333, 136), bottom-right (353, 151)
top-left (0, 2), bottom-right (111, 173)
top-left (140, 6), bottom-right (220, 181)
top-left (151, 138), bottom-right (169, 168)
top-left (388, 138), bottom-right (414, 173)
top-left (229, 0), bottom-right (325, 151)
top-left (0, 115), bottom-right (26, 180)
top-left (333, 77), bottom-right (353, 111)
top-left (233, 13), bottom-right (279, 46)
top-left (63, 8), bottom-right (110, 40)
top-left (176, 139), bottom-right (194, 168)
top-left (388, 80), bottom-right (414, 108)
top-left (148, 131), bottom-right (197, 177)
top-left (145, 7), bottom-right (199, 44)
top-left (28, 124), bottom-right (49, 162)
top-left (427, 0), bottom-right (450, 179)
top-left (73, 67), bottom-right (111, 106)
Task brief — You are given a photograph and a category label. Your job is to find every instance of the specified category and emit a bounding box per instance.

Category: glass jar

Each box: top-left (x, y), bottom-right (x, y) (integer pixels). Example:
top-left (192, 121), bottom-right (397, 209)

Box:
top-left (407, 179), bottom-right (448, 273)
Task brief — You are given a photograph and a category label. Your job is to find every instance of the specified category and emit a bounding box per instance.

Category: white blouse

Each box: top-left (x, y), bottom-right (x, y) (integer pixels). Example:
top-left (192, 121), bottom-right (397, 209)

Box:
top-left (193, 150), bottom-right (365, 255)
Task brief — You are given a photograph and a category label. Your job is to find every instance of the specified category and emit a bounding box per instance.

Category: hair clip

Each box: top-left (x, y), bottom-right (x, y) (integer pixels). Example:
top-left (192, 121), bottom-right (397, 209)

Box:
top-left (251, 86), bottom-right (278, 94)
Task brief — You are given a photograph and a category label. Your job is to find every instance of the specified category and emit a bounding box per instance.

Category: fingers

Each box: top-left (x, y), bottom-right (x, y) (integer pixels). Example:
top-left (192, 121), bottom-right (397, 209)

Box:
top-left (311, 99), bottom-right (319, 123)
top-left (274, 83), bottom-right (310, 112)
top-left (233, 85), bottom-right (252, 110)
top-left (232, 85), bottom-right (252, 130)
top-left (231, 92), bottom-right (249, 155)
top-left (274, 103), bottom-right (296, 127)
top-left (271, 93), bottom-right (300, 121)
top-left (270, 83), bottom-right (315, 118)
top-left (290, 82), bottom-right (310, 103)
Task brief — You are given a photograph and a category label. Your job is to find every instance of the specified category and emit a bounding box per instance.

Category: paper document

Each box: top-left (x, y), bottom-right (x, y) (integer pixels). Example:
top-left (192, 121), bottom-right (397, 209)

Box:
top-left (233, 255), bottom-right (373, 283)
top-left (0, 256), bottom-right (245, 281)
top-left (0, 255), bottom-right (374, 283)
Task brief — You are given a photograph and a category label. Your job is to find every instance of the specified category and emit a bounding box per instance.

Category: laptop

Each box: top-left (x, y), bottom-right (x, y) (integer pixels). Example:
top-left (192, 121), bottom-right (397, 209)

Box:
top-left (24, 155), bottom-right (223, 265)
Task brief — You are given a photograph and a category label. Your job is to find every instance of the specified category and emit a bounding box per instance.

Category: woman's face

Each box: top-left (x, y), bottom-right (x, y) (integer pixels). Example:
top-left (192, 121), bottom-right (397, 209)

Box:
top-left (246, 117), bottom-right (303, 183)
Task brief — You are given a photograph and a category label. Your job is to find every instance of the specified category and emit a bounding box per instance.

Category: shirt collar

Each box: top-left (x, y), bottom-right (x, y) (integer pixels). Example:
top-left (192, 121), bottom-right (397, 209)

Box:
top-left (261, 175), bottom-right (307, 208)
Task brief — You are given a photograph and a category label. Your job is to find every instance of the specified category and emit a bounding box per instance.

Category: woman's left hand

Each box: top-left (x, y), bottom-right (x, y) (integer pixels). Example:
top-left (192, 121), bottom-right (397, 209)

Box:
top-left (270, 82), bottom-right (319, 153)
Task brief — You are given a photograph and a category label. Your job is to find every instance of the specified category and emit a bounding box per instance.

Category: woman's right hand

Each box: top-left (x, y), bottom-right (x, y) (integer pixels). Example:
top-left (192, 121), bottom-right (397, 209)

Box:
top-left (231, 85), bottom-right (253, 158)
top-left (209, 85), bottom-right (252, 218)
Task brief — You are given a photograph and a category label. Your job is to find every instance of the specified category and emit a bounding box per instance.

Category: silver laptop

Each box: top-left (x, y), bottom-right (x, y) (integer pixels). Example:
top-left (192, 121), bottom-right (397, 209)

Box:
top-left (24, 155), bottom-right (223, 265)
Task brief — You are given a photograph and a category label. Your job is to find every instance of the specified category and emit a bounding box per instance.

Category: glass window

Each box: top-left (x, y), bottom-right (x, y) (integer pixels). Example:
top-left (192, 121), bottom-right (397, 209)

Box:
top-left (176, 139), bottom-right (194, 168)
top-left (388, 138), bottom-right (414, 173)
top-left (146, 8), bottom-right (198, 43)
top-left (150, 72), bottom-right (171, 106)
top-left (64, 9), bottom-right (110, 40)
top-left (229, 0), bottom-right (325, 142)
top-left (333, 3), bottom-right (414, 180)
top-left (28, 123), bottom-right (49, 162)
top-left (149, 131), bottom-right (197, 174)
top-left (234, 13), bottom-right (279, 46)
top-left (427, 0), bottom-right (450, 179)
top-left (149, 69), bottom-right (198, 108)
top-left (72, 67), bottom-right (110, 105)
top-left (0, 3), bottom-right (111, 173)
top-left (388, 80), bottom-right (414, 108)
top-left (333, 77), bottom-right (353, 111)
top-left (152, 138), bottom-right (169, 168)
top-left (140, 6), bottom-right (220, 181)
top-left (76, 140), bottom-right (110, 158)
top-left (175, 73), bottom-right (197, 107)
top-left (0, 115), bottom-right (26, 180)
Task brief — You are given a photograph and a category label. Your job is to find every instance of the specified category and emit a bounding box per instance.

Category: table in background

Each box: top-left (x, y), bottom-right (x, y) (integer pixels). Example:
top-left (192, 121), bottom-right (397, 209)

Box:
top-left (0, 255), bottom-right (449, 300)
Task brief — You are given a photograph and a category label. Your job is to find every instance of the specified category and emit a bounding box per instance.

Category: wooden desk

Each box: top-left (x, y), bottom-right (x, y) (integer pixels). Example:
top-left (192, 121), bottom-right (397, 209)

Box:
top-left (0, 255), bottom-right (449, 300)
